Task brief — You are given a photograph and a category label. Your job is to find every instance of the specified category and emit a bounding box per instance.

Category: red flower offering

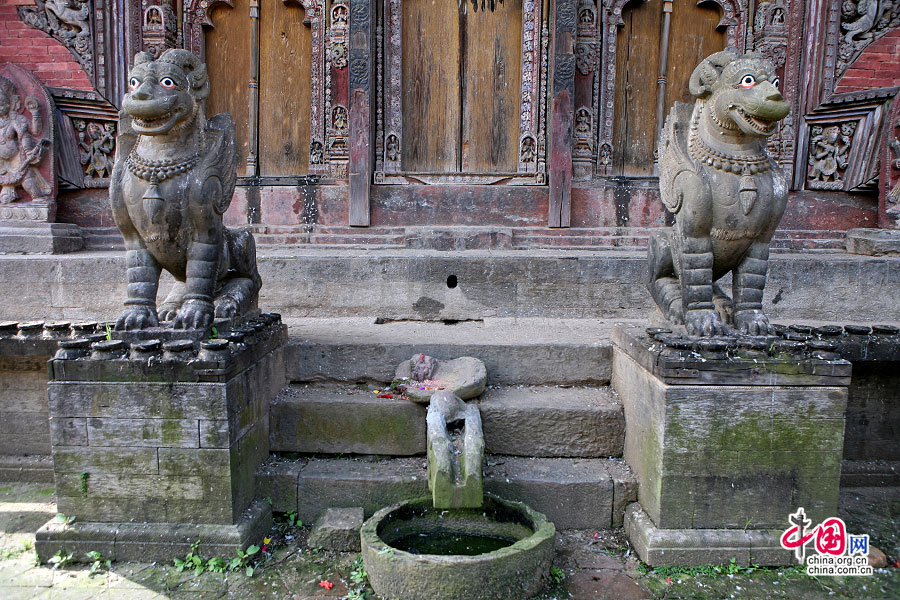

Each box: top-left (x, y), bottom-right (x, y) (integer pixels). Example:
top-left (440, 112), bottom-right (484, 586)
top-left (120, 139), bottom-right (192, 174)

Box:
top-left (318, 580), bottom-right (334, 590)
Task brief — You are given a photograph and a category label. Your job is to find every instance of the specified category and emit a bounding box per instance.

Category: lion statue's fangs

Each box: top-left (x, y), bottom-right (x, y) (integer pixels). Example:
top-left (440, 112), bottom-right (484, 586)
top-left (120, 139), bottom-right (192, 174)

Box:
top-left (648, 50), bottom-right (790, 338)
top-left (110, 49), bottom-right (261, 332)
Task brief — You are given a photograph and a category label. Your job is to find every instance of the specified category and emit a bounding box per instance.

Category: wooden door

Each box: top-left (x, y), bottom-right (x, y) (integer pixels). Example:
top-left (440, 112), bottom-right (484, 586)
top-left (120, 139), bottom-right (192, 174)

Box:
top-left (401, 0), bottom-right (522, 174)
top-left (206, 0), bottom-right (252, 168)
top-left (205, 1), bottom-right (312, 176)
top-left (612, 0), bottom-right (726, 176)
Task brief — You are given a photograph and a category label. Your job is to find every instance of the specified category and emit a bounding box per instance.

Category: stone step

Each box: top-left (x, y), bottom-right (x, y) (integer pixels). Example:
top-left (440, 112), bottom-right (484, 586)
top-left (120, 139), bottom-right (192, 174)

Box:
top-left (284, 317), bottom-right (628, 386)
top-left (2, 248), bottom-right (896, 323)
top-left (479, 385), bottom-right (624, 458)
top-left (256, 455), bottom-right (637, 530)
top-left (269, 383), bottom-right (624, 458)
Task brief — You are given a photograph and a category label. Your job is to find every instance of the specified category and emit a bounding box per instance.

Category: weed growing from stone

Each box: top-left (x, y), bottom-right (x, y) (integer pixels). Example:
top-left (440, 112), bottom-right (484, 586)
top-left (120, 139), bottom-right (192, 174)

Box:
top-left (47, 550), bottom-right (73, 569)
top-left (550, 565), bottom-right (565, 583)
top-left (78, 472), bottom-right (89, 496)
top-left (86, 550), bottom-right (111, 576)
top-left (54, 512), bottom-right (75, 526)
top-left (173, 539), bottom-right (262, 577)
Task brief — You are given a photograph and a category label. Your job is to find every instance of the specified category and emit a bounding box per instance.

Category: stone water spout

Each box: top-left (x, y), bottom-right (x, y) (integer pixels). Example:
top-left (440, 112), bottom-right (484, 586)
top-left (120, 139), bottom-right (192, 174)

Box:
top-left (427, 390), bottom-right (484, 509)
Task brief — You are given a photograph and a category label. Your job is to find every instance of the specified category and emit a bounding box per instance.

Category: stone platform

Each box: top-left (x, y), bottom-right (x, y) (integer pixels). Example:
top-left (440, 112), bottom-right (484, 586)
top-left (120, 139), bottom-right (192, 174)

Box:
top-left (36, 314), bottom-right (286, 563)
top-left (612, 324), bottom-right (851, 566)
top-left (0, 248), bottom-right (898, 323)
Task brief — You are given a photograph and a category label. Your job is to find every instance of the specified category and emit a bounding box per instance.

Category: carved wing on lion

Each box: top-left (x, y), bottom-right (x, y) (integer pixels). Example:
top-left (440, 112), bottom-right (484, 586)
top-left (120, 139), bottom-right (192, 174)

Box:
top-left (657, 102), bottom-right (695, 215)
top-left (201, 113), bottom-right (239, 215)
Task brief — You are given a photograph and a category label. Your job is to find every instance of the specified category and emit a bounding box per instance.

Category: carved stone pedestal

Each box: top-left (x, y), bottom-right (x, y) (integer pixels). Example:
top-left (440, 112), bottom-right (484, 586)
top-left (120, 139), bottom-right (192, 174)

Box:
top-left (612, 324), bottom-right (851, 566)
top-left (0, 221), bottom-right (82, 254)
top-left (35, 314), bottom-right (286, 563)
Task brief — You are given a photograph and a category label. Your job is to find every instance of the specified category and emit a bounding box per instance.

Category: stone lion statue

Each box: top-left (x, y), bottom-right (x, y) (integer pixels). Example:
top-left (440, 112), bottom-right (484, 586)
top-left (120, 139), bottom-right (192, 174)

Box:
top-left (110, 49), bottom-right (261, 330)
top-left (647, 50), bottom-right (789, 336)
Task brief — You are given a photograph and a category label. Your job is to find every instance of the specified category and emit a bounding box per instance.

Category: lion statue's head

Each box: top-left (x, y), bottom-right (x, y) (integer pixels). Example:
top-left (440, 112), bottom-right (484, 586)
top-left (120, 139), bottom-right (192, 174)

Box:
top-left (688, 50), bottom-right (789, 137)
top-left (123, 49), bottom-right (209, 136)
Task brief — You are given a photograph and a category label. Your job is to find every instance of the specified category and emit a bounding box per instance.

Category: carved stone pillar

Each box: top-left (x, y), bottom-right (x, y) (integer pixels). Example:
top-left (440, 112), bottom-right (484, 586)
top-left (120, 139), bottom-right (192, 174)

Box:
top-left (0, 64), bottom-right (82, 253)
top-left (548, 0), bottom-right (576, 227)
top-left (349, 0), bottom-right (374, 226)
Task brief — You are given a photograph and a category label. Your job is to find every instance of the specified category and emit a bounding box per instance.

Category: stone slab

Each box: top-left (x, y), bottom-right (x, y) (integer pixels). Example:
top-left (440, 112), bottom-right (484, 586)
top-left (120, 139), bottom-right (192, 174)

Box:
top-left (308, 507), bottom-right (364, 552)
top-left (269, 384), bottom-right (426, 455)
top-left (35, 499), bottom-right (272, 563)
top-left (624, 503), bottom-right (793, 567)
top-left (395, 355), bottom-right (487, 402)
top-left (613, 336), bottom-right (848, 531)
top-left (478, 385), bottom-right (624, 457)
top-left (263, 455), bottom-right (637, 529)
top-left (0, 222), bottom-right (82, 254)
top-left (845, 228), bottom-right (900, 256)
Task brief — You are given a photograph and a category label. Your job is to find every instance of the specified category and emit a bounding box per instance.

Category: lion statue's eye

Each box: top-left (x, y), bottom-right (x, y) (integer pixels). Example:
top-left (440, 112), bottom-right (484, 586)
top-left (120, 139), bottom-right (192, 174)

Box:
top-left (740, 74), bottom-right (756, 88)
top-left (129, 77), bottom-right (140, 90)
top-left (160, 77), bottom-right (177, 90)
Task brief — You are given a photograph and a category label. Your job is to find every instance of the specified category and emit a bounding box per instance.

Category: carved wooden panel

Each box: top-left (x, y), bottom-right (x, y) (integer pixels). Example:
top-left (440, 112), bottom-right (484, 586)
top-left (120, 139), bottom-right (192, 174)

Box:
top-left (259, 0), bottom-right (312, 176)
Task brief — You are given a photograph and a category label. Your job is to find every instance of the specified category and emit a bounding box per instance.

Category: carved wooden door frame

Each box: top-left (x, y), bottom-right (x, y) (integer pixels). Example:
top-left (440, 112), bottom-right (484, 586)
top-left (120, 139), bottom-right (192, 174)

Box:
top-left (372, 0), bottom-right (549, 185)
top-left (593, 0), bottom-right (748, 177)
top-left (184, 0), bottom-right (347, 181)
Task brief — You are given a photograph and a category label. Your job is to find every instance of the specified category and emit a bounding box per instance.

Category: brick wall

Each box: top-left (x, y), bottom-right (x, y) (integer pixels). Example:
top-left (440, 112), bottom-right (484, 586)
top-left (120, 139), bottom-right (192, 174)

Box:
top-left (0, 0), bottom-right (92, 90)
top-left (835, 28), bottom-right (900, 94)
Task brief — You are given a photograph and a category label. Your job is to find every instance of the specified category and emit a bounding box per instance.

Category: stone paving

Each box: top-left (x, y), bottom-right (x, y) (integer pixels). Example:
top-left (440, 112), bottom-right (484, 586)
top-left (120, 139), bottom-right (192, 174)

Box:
top-left (1, 482), bottom-right (898, 600)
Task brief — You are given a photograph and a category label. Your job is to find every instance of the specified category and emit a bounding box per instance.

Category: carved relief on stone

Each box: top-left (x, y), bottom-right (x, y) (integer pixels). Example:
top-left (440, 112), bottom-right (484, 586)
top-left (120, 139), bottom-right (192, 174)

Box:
top-left (310, 140), bottom-right (324, 164)
top-left (17, 0), bottom-right (93, 79)
top-left (838, 1), bottom-right (900, 76)
top-left (598, 143), bottom-right (611, 166)
top-left (73, 119), bottom-right (114, 182)
top-left (331, 41), bottom-right (348, 69)
top-left (520, 135), bottom-right (536, 164)
top-left (333, 106), bottom-right (348, 133)
top-left (575, 42), bottom-right (600, 75)
top-left (807, 122), bottom-right (857, 190)
top-left (142, 4), bottom-right (177, 58)
top-left (753, 0), bottom-right (788, 70)
top-left (0, 64), bottom-right (56, 221)
top-left (385, 134), bottom-right (400, 163)
top-left (331, 2), bottom-right (349, 25)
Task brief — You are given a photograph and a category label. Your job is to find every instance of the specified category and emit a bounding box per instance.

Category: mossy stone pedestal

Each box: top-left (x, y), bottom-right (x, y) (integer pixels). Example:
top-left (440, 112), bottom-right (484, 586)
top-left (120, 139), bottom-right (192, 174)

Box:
top-left (612, 324), bottom-right (851, 566)
top-left (35, 315), bottom-right (286, 563)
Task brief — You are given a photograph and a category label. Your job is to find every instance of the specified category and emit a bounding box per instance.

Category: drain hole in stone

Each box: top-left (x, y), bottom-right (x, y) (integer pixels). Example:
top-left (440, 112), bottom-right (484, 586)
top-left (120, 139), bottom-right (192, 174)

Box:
top-left (447, 275), bottom-right (458, 289)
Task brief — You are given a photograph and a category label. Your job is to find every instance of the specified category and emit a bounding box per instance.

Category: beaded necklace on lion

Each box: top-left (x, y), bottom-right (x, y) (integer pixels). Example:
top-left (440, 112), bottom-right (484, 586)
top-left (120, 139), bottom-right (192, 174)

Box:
top-left (125, 120), bottom-right (205, 224)
top-left (687, 103), bottom-right (771, 215)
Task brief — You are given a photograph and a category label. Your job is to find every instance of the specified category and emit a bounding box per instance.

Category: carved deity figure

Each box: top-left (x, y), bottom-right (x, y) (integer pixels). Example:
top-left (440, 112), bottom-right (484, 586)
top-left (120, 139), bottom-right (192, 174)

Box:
top-left (110, 50), bottom-right (261, 330)
top-left (78, 121), bottom-right (115, 179)
top-left (0, 76), bottom-right (52, 204)
top-left (648, 50), bottom-right (790, 336)
top-left (808, 124), bottom-right (852, 184)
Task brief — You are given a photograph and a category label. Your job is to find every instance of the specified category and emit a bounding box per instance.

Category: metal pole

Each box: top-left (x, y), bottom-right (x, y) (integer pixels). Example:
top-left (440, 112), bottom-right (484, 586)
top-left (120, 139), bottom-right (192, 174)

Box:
top-left (246, 0), bottom-right (260, 176)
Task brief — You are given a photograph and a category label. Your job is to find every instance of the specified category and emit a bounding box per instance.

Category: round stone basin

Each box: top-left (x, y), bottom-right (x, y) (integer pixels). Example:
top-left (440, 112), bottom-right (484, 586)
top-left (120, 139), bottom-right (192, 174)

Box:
top-left (361, 495), bottom-right (555, 600)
